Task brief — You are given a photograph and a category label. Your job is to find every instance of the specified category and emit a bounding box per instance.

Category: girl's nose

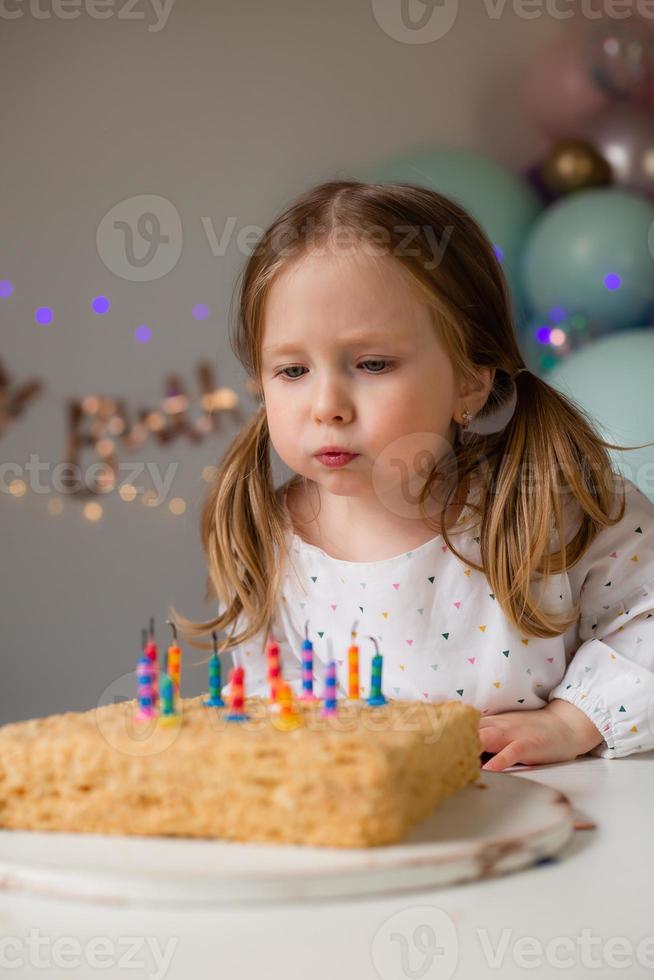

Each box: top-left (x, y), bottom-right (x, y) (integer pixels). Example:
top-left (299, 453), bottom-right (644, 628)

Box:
top-left (312, 380), bottom-right (354, 425)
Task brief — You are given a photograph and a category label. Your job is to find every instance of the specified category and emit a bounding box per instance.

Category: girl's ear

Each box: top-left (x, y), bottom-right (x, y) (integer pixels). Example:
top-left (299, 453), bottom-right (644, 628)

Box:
top-left (459, 366), bottom-right (496, 413)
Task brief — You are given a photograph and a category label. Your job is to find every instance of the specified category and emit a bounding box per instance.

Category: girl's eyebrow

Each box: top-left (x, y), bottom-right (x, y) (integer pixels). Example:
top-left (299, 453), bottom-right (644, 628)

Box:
top-left (262, 331), bottom-right (401, 357)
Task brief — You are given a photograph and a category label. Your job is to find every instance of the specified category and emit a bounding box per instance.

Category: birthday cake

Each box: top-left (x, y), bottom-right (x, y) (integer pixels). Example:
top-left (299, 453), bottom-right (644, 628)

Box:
top-left (0, 621), bottom-right (482, 848)
top-left (0, 694), bottom-right (481, 848)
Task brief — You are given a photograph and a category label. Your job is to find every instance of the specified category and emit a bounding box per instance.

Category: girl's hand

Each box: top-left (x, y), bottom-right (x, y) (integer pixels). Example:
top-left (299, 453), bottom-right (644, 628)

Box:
top-left (479, 698), bottom-right (604, 771)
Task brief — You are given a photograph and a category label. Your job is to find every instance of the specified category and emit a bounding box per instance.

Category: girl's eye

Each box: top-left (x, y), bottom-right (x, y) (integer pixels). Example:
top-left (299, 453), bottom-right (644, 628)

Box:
top-left (277, 365), bottom-right (306, 380)
top-left (275, 360), bottom-right (393, 381)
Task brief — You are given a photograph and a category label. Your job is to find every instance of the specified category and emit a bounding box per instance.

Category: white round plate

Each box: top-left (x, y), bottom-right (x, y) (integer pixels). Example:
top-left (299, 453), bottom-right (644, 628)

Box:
top-left (0, 773), bottom-right (574, 907)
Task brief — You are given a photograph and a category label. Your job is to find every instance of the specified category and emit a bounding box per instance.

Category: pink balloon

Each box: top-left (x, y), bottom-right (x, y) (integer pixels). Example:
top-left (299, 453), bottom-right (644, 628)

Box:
top-left (523, 25), bottom-right (611, 138)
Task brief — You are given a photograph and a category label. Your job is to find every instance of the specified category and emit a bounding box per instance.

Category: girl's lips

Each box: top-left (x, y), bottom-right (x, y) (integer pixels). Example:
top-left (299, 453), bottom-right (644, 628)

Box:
top-left (315, 452), bottom-right (359, 468)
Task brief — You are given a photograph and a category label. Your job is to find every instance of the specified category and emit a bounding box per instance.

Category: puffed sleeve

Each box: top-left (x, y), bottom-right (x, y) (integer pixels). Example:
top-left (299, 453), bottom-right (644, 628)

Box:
top-left (547, 476), bottom-right (654, 758)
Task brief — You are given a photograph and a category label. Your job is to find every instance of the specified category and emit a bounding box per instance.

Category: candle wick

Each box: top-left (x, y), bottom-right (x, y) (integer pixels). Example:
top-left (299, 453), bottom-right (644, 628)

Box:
top-left (365, 634), bottom-right (380, 657)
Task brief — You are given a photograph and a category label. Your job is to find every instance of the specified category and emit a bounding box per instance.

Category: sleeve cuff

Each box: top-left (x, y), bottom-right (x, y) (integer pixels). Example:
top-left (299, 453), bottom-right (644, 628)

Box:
top-left (547, 683), bottom-right (617, 758)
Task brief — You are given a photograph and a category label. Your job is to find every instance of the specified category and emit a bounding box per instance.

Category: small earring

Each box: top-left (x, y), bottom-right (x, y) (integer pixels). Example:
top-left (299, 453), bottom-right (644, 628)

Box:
top-left (461, 408), bottom-right (474, 430)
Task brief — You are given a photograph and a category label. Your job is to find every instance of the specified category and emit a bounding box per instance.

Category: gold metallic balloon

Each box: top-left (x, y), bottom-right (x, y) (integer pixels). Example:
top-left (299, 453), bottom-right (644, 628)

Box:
top-left (539, 139), bottom-right (612, 197)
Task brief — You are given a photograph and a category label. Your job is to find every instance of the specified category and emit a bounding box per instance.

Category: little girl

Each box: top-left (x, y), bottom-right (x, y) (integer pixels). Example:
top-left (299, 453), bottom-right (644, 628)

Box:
top-left (172, 179), bottom-right (654, 772)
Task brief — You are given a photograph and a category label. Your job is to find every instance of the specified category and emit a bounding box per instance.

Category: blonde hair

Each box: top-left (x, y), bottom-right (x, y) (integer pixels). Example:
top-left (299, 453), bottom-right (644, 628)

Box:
top-left (170, 178), bottom-right (650, 650)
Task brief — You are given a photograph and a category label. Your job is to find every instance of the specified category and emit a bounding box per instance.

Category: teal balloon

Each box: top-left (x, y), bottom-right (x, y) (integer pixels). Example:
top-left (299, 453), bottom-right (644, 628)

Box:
top-left (547, 329), bottom-right (654, 501)
top-left (361, 146), bottom-right (543, 321)
top-left (522, 189), bottom-right (654, 331)
top-left (517, 309), bottom-right (617, 376)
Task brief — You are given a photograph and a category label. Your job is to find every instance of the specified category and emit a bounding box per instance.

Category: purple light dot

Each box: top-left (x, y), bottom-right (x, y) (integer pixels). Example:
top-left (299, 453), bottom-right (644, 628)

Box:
top-left (604, 273), bottom-right (621, 291)
top-left (492, 245), bottom-right (504, 263)
top-left (535, 325), bottom-right (551, 344)
top-left (135, 324), bottom-right (152, 344)
top-left (35, 307), bottom-right (54, 325)
top-left (0, 280), bottom-right (13, 298)
top-left (192, 303), bottom-right (210, 321)
top-left (548, 306), bottom-right (566, 324)
top-left (92, 295), bottom-right (110, 315)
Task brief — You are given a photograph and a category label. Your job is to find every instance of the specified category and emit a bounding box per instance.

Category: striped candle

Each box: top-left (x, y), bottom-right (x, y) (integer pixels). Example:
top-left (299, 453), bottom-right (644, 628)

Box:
top-left (365, 635), bottom-right (388, 707)
top-left (158, 671), bottom-right (180, 727)
top-left (165, 619), bottom-right (182, 704)
top-left (273, 680), bottom-right (302, 731)
top-left (204, 631), bottom-right (225, 707)
top-left (300, 619), bottom-right (318, 702)
top-left (135, 653), bottom-right (156, 722)
top-left (322, 659), bottom-right (338, 717)
top-left (226, 666), bottom-right (249, 722)
top-left (348, 619), bottom-right (360, 699)
top-left (266, 632), bottom-right (282, 704)
top-left (144, 616), bottom-right (159, 709)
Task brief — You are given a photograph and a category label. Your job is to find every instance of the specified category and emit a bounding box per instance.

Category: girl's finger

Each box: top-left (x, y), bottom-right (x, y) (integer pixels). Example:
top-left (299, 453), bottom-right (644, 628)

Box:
top-left (478, 714), bottom-right (508, 728)
top-left (481, 738), bottom-right (525, 771)
top-left (478, 726), bottom-right (506, 753)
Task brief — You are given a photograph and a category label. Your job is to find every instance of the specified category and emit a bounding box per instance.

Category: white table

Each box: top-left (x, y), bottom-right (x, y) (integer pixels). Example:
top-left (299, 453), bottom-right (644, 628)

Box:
top-left (1, 751), bottom-right (653, 980)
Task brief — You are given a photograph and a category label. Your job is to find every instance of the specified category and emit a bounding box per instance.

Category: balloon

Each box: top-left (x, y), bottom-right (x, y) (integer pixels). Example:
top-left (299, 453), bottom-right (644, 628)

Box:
top-left (362, 146), bottom-right (543, 321)
top-left (585, 15), bottom-right (654, 99)
top-left (547, 330), bottom-right (654, 501)
top-left (522, 161), bottom-right (558, 207)
top-left (517, 309), bottom-right (616, 376)
top-left (522, 188), bottom-right (654, 331)
top-left (578, 103), bottom-right (654, 199)
top-left (539, 139), bottom-right (612, 198)
top-left (587, 23), bottom-right (651, 96)
top-left (522, 24), bottom-right (611, 138)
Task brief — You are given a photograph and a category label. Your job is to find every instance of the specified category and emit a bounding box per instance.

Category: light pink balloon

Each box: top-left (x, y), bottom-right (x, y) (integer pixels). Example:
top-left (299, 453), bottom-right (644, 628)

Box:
top-left (523, 25), bottom-right (611, 138)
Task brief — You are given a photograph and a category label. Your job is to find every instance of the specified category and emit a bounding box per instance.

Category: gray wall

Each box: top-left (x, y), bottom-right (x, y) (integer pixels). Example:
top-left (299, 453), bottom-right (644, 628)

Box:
top-left (0, 1), bottom-right (558, 723)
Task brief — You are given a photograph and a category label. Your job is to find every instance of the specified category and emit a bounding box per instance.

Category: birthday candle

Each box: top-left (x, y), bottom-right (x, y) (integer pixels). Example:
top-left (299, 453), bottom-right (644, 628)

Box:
top-left (165, 619), bottom-right (182, 704)
top-left (204, 631), bottom-right (225, 707)
top-left (158, 671), bottom-right (180, 727)
top-left (135, 653), bottom-right (156, 722)
top-left (266, 631), bottom-right (282, 704)
top-left (322, 659), bottom-right (338, 717)
top-left (365, 635), bottom-right (388, 707)
top-left (226, 665), bottom-right (249, 722)
top-left (144, 616), bottom-right (159, 709)
top-left (273, 680), bottom-right (302, 731)
top-left (348, 619), bottom-right (360, 700)
top-left (300, 619), bottom-right (318, 702)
